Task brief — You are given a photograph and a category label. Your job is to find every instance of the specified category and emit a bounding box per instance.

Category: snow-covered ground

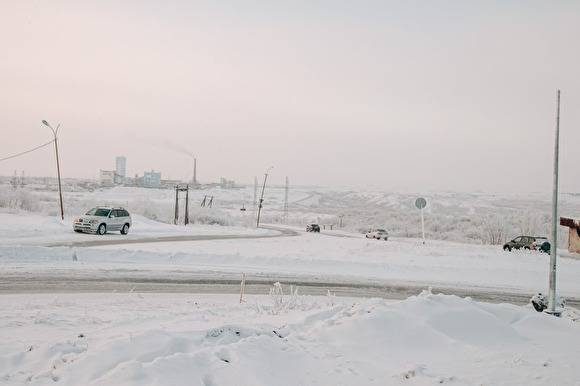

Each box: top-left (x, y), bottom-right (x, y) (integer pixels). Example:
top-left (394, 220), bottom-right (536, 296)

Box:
top-left (2, 185), bottom-right (580, 385)
top-left (1, 291), bottom-right (579, 385)
top-left (3, 183), bottom-right (580, 245)
top-left (0, 212), bottom-right (275, 246)
top-left (2, 214), bottom-right (580, 297)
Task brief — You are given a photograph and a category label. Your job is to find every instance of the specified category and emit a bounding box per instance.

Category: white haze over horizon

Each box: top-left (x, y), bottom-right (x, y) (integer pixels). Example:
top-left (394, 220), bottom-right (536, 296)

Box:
top-left (1, 0), bottom-right (579, 193)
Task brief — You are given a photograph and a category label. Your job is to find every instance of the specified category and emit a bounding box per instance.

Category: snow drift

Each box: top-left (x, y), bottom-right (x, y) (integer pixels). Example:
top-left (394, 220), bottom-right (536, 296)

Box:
top-left (1, 292), bottom-right (579, 385)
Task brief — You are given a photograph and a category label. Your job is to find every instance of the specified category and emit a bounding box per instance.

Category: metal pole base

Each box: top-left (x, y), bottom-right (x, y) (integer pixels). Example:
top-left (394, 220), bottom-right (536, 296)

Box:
top-left (544, 309), bottom-right (564, 318)
top-left (544, 309), bottom-right (564, 317)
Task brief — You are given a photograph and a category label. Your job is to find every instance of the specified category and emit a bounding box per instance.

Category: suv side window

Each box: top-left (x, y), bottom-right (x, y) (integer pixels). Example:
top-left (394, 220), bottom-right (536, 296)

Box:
top-left (122, 210), bottom-right (129, 217)
top-left (111, 210), bottom-right (120, 218)
top-left (513, 237), bottom-right (522, 243)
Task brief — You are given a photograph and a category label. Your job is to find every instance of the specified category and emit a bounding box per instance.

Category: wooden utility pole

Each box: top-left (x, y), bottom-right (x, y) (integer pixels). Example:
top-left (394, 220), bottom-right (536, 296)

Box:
top-left (184, 184), bottom-right (189, 225)
top-left (174, 185), bottom-right (179, 225)
top-left (256, 167), bottom-right (273, 227)
top-left (42, 120), bottom-right (64, 220)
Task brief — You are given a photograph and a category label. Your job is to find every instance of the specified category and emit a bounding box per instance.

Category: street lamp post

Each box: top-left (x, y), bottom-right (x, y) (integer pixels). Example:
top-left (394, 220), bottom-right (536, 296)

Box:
top-left (256, 166), bottom-right (273, 228)
top-left (547, 90), bottom-right (561, 315)
top-left (42, 120), bottom-right (64, 221)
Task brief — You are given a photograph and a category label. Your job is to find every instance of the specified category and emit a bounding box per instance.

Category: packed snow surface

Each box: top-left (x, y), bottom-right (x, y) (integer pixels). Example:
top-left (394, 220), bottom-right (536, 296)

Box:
top-left (1, 291), bottom-right (579, 385)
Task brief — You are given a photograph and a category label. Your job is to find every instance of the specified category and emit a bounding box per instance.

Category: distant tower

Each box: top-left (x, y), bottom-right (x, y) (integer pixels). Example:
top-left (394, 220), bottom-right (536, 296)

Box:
top-left (253, 176), bottom-right (258, 209)
top-left (115, 156), bottom-right (126, 179)
top-left (283, 176), bottom-right (289, 223)
top-left (192, 157), bottom-right (198, 186)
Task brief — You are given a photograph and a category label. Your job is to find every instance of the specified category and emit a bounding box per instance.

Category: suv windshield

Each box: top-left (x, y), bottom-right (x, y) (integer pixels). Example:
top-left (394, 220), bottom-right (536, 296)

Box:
top-left (85, 208), bottom-right (111, 217)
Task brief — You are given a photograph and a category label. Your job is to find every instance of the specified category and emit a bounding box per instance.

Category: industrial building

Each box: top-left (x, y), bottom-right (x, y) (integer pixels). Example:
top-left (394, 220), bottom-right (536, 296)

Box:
top-left (139, 170), bottom-right (162, 188)
top-left (99, 170), bottom-right (116, 187)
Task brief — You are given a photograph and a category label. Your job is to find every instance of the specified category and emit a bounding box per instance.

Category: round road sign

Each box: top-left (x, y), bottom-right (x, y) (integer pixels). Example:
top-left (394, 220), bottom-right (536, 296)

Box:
top-left (415, 197), bottom-right (427, 210)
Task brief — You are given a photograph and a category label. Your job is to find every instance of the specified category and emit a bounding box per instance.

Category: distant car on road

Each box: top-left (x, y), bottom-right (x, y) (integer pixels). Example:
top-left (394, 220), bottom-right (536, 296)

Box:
top-left (73, 207), bottom-right (132, 235)
top-left (365, 229), bottom-right (389, 240)
top-left (503, 236), bottom-right (550, 253)
top-left (306, 224), bottom-right (321, 233)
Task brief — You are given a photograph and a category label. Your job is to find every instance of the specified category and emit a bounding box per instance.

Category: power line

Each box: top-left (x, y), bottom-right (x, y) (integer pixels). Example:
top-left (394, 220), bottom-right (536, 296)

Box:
top-left (0, 139), bottom-right (55, 163)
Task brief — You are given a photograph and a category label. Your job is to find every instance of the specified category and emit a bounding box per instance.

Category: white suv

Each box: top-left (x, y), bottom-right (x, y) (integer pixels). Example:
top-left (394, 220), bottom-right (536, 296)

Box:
top-left (73, 207), bottom-right (132, 235)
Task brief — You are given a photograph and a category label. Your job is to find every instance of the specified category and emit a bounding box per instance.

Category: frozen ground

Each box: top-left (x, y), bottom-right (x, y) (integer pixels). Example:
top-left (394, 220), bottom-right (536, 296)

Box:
top-left (3, 183), bottom-right (580, 245)
top-left (2, 212), bottom-right (580, 298)
top-left (2, 185), bottom-right (580, 385)
top-left (0, 212), bottom-right (275, 246)
top-left (1, 291), bottom-right (579, 385)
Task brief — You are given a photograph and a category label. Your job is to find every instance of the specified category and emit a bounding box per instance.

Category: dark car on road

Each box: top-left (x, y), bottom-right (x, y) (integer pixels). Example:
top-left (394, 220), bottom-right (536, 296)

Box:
top-left (503, 236), bottom-right (550, 253)
top-left (306, 224), bottom-right (321, 233)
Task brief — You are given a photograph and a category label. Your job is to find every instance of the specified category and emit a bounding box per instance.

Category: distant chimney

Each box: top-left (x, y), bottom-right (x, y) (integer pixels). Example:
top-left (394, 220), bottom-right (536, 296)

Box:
top-left (192, 157), bottom-right (197, 185)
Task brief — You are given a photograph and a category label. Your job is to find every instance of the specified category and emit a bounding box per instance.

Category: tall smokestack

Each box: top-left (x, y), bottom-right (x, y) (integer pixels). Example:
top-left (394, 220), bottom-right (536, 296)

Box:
top-left (192, 157), bottom-right (197, 186)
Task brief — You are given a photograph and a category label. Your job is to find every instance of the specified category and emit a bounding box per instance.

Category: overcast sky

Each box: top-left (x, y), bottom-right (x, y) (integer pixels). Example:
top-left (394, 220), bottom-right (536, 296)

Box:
top-left (1, 1), bottom-right (578, 193)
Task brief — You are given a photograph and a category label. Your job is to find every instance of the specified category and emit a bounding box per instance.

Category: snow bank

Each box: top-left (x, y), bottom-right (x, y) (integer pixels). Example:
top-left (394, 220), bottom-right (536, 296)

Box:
top-left (1, 292), bottom-right (579, 385)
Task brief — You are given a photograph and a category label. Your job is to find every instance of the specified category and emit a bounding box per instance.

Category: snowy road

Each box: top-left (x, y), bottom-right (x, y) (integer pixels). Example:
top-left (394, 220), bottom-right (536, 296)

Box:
top-left (3, 271), bottom-right (579, 307)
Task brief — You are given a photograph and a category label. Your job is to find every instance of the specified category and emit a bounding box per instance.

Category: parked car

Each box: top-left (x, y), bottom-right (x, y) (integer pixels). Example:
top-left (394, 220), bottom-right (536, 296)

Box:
top-left (365, 229), bottom-right (389, 240)
top-left (306, 224), bottom-right (321, 232)
top-left (73, 207), bottom-right (132, 235)
top-left (503, 236), bottom-right (550, 253)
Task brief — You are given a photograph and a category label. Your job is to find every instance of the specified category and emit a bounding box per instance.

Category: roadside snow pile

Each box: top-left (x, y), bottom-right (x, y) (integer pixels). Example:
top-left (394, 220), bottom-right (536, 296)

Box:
top-left (1, 292), bottom-right (579, 385)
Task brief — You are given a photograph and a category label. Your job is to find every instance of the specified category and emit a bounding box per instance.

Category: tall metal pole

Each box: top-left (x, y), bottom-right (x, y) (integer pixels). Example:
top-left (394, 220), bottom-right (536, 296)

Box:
top-left (420, 207), bottom-right (425, 244)
top-left (548, 90), bottom-right (561, 314)
top-left (283, 176), bottom-right (289, 223)
top-left (42, 121), bottom-right (64, 221)
top-left (256, 166), bottom-right (273, 228)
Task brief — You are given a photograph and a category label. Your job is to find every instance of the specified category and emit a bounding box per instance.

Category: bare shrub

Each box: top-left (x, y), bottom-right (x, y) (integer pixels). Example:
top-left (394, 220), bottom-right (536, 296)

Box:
top-left (482, 216), bottom-right (506, 245)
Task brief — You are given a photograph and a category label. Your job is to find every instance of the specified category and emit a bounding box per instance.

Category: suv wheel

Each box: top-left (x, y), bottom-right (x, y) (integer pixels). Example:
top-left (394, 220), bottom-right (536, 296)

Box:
top-left (97, 224), bottom-right (106, 235)
top-left (503, 245), bottom-right (511, 251)
top-left (121, 224), bottom-right (130, 235)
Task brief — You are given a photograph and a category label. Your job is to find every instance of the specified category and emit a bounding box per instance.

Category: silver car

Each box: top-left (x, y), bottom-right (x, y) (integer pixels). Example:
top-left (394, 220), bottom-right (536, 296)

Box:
top-left (365, 228), bottom-right (389, 240)
top-left (73, 207), bottom-right (132, 235)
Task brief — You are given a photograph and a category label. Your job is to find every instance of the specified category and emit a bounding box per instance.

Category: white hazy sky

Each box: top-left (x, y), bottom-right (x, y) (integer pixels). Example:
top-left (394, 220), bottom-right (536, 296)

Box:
top-left (1, 0), bottom-right (579, 192)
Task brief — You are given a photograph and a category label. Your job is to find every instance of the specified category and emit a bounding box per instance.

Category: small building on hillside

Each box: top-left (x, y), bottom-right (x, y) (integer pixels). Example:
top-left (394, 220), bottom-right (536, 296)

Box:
top-left (99, 170), bottom-right (116, 187)
top-left (560, 217), bottom-right (580, 254)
